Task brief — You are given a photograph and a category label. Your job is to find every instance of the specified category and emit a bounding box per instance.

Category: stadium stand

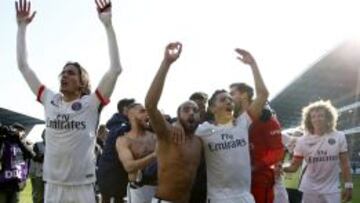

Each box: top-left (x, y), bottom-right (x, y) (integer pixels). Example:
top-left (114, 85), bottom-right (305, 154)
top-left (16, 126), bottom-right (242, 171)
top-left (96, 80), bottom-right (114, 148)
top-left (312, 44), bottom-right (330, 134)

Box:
top-left (270, 40), bottom-right (360, 162)
top-left (0, 107), bottom-right (44, 134)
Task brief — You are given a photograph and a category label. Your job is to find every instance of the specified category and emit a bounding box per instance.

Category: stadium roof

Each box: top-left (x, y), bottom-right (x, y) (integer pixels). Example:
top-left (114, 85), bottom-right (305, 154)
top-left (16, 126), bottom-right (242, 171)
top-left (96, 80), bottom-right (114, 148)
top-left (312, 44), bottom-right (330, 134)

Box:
top-left (0, 107), bottom-right (44, 130)
top-left (270, 41), bottom-right (360, 129)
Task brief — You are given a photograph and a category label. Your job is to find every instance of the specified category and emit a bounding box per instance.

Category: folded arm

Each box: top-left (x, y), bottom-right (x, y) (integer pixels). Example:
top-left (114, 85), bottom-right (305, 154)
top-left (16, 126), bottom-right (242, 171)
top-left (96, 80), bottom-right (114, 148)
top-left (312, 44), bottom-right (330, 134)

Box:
top-left (116, 137), bottom-right (156, 173)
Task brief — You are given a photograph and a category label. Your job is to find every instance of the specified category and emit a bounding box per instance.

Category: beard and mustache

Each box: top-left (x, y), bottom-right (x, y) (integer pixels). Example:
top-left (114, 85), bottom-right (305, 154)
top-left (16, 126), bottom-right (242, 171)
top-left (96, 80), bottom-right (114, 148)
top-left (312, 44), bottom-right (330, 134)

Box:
top-left (179, 116), bottom-right (199, 134)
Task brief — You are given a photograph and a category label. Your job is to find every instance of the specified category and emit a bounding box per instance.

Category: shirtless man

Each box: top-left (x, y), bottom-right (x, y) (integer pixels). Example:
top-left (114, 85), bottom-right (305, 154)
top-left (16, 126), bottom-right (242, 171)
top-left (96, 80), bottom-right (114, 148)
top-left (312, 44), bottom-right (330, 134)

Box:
top-left (145, 42), bottom-right (202, 203)
top-left (116, 103), bottom-right (157, 203)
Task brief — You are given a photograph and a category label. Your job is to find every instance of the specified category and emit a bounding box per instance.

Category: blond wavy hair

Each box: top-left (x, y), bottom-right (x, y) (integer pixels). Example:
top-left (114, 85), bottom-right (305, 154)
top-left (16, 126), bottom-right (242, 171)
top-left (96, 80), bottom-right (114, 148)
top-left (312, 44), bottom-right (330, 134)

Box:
top-left (301, 100), bottom-right (338, 134)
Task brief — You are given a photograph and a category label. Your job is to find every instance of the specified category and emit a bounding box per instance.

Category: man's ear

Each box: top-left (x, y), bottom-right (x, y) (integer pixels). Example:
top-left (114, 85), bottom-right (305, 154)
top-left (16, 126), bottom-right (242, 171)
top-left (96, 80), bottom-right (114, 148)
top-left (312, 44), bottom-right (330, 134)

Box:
top-left (127, 109), bottom-right (134, 120)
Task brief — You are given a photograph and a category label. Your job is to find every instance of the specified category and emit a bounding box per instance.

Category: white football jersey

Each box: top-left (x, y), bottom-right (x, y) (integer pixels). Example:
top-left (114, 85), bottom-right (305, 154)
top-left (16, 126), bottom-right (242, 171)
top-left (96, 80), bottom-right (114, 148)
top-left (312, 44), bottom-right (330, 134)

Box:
top-left (294, 131), bottom-right (348, 194)
top-left (38, 86), bottom-right (108, 185)
top-left (196, 112), bottom-right (253, 201)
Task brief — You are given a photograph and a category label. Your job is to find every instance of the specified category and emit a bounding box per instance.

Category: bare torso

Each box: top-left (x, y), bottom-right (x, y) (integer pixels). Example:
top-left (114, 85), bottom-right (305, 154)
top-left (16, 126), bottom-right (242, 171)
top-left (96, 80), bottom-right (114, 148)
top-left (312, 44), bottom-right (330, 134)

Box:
top-left (124, 132), bottom-right (156, 181)
top-left (156, 135), bottom-right (202, 203)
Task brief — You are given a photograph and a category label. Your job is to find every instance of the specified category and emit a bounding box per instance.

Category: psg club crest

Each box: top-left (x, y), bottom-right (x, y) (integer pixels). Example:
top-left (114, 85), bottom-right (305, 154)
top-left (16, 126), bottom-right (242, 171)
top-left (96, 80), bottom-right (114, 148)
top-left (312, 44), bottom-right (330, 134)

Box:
top-left (328, 138), bottom-right (336, 145)
top-left (71, 102), bottom-right (82, 111)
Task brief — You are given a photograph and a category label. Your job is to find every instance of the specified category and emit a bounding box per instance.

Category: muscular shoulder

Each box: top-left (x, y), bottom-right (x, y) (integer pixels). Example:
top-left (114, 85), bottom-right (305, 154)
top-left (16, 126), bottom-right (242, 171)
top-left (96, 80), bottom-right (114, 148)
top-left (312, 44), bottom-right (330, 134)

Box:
top-left (116, 135), bottom-right (130, 147)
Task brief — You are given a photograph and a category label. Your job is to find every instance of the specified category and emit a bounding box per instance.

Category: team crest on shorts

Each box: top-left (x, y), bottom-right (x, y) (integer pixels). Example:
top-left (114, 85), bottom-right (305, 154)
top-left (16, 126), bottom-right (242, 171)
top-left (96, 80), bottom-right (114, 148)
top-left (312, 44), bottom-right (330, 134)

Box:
top-left (71, 102), bottom-right (82, 111)
top-left (328, 138), bottom-right (336, 145)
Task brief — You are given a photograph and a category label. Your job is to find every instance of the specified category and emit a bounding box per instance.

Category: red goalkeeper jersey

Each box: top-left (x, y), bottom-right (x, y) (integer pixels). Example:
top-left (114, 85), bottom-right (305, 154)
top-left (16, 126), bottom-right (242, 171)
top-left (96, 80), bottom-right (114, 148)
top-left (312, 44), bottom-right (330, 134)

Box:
top-left (249, 116), bottom-right (284, 186)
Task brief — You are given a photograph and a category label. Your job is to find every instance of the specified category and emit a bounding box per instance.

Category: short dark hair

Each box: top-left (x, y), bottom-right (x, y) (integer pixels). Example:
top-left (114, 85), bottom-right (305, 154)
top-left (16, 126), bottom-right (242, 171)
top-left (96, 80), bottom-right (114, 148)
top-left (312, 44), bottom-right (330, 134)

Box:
top-left (229, 82), bottom-right (254, 100)
top-left (117, 98), bottom-right (136, 114)
top-left (127, 103), bottom-right (142, 110)
top-left (177, 100), bottom-right (198, 118)
top-left (189, 92), bottom-right (208, 101)
top-left (208, 89), bottom-right (227, 108)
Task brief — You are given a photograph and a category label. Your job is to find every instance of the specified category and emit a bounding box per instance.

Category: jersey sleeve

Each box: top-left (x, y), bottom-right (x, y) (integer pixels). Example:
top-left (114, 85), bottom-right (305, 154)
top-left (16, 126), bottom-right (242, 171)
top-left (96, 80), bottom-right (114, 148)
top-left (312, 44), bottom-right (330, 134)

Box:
top-left (293, 138), bottom-right (305, 159)
top-left (87, 89), bottom-right (110, 111)
top-left (338, 132), bottom-right (348, 153)
top-left (235, 110), bottom-right (253, 129)
top-left (95, 89), bottom-right (110, 106)
top-left (282, 133), bottom-right (292, 147)
top-left (195, 122), bottom-right (213, 137)
top-left (36, 85), bottom-right (54, 106)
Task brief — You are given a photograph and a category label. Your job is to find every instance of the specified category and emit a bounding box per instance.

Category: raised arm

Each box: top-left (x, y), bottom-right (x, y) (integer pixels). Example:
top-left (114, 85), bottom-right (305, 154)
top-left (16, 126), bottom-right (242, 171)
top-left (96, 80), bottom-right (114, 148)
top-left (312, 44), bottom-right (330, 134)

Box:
top-left (235, 49), bottom-right (269, 119)
top-left (16, 0), bottom-right (41, 95)
top-left (95, 0), bottom-right (122, 98)
top-left (116, 137), bottom-right (156, 173)
top-left (145, 42), bottom-right (182, 140)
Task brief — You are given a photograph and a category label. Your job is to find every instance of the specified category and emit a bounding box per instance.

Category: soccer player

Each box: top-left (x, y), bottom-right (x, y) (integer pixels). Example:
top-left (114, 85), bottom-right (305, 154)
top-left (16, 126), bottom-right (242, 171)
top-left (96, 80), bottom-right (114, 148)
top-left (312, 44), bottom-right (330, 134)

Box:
top-left (196, 49), bottom-right (269, 203)
top-left (283, 100), bottom-right (352, 203)
top-left (230, 81), bottom-right (284, 203)
top-left (145, 42), bottom-right (203, 203)
top-left (189, 92), bottom-right (209, 203)
top-left (116, 103), bottom-right (157, 203)
top-left (189, 92), bottom-right (209, 123)
top-left (98, 98), bottom-right (135, 203)
top-left (15, 0), bottom-right (122, 202)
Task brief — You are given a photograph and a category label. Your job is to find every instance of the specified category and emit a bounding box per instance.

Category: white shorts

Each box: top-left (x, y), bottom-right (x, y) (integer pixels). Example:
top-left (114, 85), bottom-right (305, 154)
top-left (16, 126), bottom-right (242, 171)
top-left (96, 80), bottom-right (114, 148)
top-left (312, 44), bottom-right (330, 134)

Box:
top-left (44, 183), bottom-right (96, 203)
top-left (274, 180), bottom-right (289, 203)
top-left (207, 192), bottom-right (255, 203)
top-left (127, 183), bottom-right (156, 203)
top-left (302, 192), bottom-right (341, 203)
top-left (151, 197), bottom-right (173, 203)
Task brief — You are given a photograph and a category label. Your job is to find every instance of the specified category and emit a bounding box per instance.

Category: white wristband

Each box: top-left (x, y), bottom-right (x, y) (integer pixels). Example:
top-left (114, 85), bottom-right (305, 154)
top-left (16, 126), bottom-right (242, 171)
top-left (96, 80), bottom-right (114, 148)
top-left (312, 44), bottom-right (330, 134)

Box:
top-left (344, 182), bottom-right (353, 189)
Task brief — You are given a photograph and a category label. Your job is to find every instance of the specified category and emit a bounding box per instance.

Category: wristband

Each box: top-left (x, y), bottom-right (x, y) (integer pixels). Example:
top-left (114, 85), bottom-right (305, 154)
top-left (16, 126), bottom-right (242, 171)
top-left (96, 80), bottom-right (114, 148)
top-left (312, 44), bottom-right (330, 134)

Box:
top-left (345, 182), bottom-right (353, 189)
